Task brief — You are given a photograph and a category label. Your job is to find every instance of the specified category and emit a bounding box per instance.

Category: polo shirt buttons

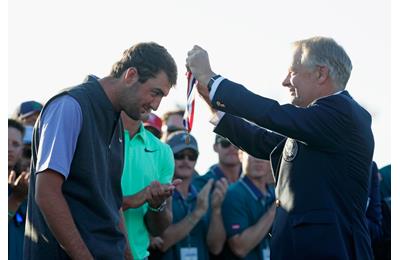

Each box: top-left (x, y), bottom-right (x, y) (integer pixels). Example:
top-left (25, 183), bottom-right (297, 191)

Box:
top-left (275, 199), bottom-right (281, 208)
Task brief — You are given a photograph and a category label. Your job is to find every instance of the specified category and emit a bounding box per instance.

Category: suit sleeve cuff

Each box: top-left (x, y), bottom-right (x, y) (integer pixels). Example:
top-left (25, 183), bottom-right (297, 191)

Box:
top-left (209, 76), bottom-right (225, 101)
top-left (209, 111), bottom-right (226, 126)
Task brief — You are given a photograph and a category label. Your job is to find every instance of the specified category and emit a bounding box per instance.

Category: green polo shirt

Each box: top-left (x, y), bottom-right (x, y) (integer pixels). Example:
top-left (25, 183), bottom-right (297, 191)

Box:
top-left (121, 124), bottom-right (174, 260)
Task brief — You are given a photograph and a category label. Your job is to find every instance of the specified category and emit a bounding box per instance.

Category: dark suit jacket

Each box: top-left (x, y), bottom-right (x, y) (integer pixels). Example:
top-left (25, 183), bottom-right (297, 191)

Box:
top-left (367, 161), bottom-right (383, 243)
top-left (213, 79), bottom-right (374, 260)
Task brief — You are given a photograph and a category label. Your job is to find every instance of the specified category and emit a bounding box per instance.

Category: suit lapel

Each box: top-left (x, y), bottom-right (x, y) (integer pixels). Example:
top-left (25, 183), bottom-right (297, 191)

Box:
top-left (270, 138), bottom-right (286, 181)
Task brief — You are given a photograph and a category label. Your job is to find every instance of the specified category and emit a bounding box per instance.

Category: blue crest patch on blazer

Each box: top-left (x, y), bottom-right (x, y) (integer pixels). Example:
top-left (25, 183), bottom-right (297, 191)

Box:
top-left (283, 138), bottom-right (298, 162)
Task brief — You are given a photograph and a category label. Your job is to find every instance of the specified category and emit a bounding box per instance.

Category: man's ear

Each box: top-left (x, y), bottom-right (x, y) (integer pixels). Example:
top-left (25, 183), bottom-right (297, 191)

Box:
top-left (124, 67), bottom-right (140, 84)
top-left (238, 149), bottom-right (243, 162)
top-left (317, 65), bottom-right (329, 84)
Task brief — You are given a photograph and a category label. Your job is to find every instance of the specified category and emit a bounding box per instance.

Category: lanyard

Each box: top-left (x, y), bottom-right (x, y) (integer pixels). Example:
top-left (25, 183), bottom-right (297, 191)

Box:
top-left (175, 187), bottom-right (198, 247)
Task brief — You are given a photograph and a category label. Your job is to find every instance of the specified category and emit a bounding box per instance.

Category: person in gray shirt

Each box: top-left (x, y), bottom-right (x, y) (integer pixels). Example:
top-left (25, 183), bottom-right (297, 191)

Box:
top-left (24, 42), bottom-right (177, 260)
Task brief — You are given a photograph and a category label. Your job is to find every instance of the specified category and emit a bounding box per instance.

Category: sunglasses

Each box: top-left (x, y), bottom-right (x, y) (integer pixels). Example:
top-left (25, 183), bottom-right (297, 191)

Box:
top-left (217, 140), bottom-right (232, 148)
top-left (174, 152), bottom-right (198, 161)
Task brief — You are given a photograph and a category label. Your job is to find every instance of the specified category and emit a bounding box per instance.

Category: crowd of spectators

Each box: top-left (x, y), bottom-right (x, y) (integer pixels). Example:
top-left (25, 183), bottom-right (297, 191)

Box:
top-left (8, 99), bottom-right (391, 259)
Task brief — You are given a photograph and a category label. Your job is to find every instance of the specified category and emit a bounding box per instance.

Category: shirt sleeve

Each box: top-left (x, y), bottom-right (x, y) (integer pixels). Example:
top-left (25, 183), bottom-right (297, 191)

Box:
top-left (209, 77), bottom-right (226, 126)
top-left (209, 76), bottom-right (225, 101)
top-left (222, 186), bottom-right (250, 238)
top-left (36, 95), bottom-right (82, 179)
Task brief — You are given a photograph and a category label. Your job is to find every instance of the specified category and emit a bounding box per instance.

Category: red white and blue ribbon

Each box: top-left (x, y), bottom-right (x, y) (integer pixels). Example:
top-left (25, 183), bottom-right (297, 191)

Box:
top-left (183, 70), bottom-right (196, 143)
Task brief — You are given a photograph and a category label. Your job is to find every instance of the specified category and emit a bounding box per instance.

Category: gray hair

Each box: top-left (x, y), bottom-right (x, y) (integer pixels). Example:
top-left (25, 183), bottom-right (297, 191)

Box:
top-left (293, 37), bottom-right (352, 89)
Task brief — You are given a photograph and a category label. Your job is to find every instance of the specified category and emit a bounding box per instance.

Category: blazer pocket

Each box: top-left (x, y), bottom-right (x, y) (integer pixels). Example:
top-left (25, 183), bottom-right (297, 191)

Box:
top-left (290, 210), bottom-right (348, 259)
top-left (291, 209), bottom-right (336, 227)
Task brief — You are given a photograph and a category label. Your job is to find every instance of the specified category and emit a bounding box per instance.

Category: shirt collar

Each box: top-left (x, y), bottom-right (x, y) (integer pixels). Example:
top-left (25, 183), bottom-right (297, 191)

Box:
top-left (332, 90), bottom-right (345, 96)
top-left (211, 164), bottom-right (225, 179)
top-left (135, 123), bottom-right (147, 143)
top-left (210, 164), bottom-right (242, 180)
top-left (309, 90), bottom-right (347, 107)
top-left (241, 176), bottom-right (265, 201)
top-left (125, 123), bottom-right (158, 151)
top-left (84, 74), bottom-right (118, 115)
top-left (173, 183), bottom-right (198, 200)
top-left (240, 176), bottom-right (275, 202)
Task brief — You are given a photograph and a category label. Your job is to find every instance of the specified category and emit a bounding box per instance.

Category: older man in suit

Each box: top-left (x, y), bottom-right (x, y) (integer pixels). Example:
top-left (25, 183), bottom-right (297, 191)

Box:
top-left (186, 37), bottom-right (374, 260)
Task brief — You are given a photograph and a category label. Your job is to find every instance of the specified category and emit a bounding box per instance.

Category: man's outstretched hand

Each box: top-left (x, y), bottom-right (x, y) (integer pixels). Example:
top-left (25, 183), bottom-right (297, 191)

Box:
top-left (186, 45), bottom-right (216, 86)
top-left (186, 45), bottom-right (217, 109)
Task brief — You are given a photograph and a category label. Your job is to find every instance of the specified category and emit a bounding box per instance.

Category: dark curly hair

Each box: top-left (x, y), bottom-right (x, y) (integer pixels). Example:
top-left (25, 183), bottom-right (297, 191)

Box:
top-left (110, 42), bottom-right (177, 87)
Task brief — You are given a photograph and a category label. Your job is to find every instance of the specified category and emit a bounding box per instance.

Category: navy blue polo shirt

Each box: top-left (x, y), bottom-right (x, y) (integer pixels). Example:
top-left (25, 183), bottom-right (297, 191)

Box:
top-left (162, 184), bottom-right (210, 260)
top-left (222, 176), bottom-right (275, 259)
top-left (192, 164), bottom-right (242, 191)
top-left (8, 187), bottom-right (27, 260)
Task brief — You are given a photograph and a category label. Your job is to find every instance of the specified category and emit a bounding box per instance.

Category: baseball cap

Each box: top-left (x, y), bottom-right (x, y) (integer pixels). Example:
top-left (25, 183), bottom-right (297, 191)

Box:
top-left (166, 130), bottom-right (199, 155)
top-left (162, 109), bottom-right (185, 134)
top-left (16, 101), bottom-right (43, 119)
top-left (143, 113), bottom-right (162, 133)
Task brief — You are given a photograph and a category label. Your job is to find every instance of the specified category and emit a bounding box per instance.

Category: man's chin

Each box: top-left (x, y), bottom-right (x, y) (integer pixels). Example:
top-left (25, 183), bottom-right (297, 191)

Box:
top-left (290, 99), bottom-right (300, 107)
top-left (140, 112), bottom-right (150, 121)
top-left (124, 112), bottom-right (141, 121)
top-left (175, 170), bottom-right (193, 179)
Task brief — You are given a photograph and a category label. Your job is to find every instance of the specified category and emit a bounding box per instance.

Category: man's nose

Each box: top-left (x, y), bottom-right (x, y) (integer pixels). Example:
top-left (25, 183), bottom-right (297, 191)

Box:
top-left (282, 73), bottom-right (291, 87)
top-left (150, 97), bottom-right (162, 111)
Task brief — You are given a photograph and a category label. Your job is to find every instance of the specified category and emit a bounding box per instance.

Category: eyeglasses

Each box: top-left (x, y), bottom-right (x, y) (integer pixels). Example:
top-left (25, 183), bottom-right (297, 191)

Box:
top-left (217, 140), bottom-right (232, 148)
top-left (174, 152), bottom-right (198, 161)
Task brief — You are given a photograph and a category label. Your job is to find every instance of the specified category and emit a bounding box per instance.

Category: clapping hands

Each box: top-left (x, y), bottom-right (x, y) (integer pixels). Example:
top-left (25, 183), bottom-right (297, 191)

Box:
top-left (8, 170), bottom-right (30, 201)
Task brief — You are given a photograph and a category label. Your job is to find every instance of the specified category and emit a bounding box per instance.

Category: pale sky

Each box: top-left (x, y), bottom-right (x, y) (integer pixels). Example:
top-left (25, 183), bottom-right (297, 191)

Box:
top-left (8, 0), bottom-right (390, 175)
top-left (4, 0), bottom-right (398, 259)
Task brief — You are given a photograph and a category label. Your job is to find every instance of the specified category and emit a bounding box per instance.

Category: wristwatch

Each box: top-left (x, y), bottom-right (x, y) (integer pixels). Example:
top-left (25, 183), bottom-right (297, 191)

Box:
top-left (207, 74), bottom-right (221, 92)
top-left (148, 201), bottom-right (167, 213)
